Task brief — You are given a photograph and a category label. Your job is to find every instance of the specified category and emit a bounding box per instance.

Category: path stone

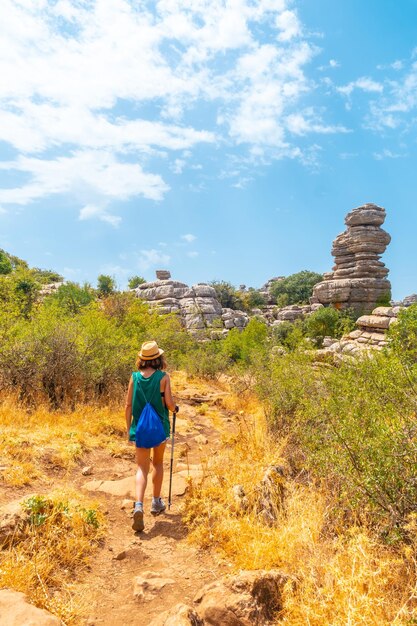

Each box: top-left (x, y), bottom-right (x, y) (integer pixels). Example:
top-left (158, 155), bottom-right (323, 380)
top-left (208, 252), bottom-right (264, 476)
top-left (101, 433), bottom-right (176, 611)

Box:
top-left (83, 473), bottom-right (188, 498)
top-left (133, 571), bottom-right (175, 602)
top-left (193, 435), bottom-right (208, 445)
top-left (0, 589), bottom-right (61, 626)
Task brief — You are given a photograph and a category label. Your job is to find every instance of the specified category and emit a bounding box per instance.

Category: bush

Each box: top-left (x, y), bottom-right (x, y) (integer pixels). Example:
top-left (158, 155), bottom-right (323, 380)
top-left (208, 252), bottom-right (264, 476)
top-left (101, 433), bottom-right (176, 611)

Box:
top-left (0, 250), bottom-right (12, 275)
top-left (46, 282), bottom-right (95, 315)
top-left (210, 280), bottom-right (244, 310)
top-left (128, 275), bottom-right (146, 289)
top-left (259, 346), bottom-right (417, 533)
top-left (184, 343), bottom-right (229, 379)
top-left (304, 307), bottom-right (341, 346)
top-left (271, 270), bottom-right (323, 305)
top-left (388, 304), bottom-right (417, 363)
top-left (221, 318), bottom-right (268, 365)
top-left (97, 274), bottom-right (115, 297)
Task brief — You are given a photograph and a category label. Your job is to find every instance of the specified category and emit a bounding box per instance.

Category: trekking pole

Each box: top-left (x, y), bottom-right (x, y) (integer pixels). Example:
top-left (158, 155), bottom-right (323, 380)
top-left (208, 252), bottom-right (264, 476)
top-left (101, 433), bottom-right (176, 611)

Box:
top-left (168, 406), bottom-right (178, 510)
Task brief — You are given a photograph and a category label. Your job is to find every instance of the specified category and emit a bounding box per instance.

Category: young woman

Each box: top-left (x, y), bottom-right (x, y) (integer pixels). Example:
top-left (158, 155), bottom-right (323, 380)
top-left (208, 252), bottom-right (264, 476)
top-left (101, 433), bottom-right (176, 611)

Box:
top-left (125, 341), bottom-right (176, 532)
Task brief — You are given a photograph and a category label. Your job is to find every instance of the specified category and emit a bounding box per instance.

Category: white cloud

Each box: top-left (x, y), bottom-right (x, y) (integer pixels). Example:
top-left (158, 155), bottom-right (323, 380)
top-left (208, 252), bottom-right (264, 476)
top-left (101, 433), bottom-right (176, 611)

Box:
top-left (0, 151), bottom-right (169, 207)
top-left (275, 10), bottom-right (301, 41)
top-left (79, 204), bottom-right (121, 228)
top-left (373, 148), bottom-right (405, 160)
top-left (337, 77), bottom-right (384, 97)
top-left (171, 159), bottom-right (186, 174)
top-left (377, 60), bottom-right (403, 71)
top-left (355, 57), bottom-right (417, 131)
top-left (0, 0), bottom-right (346, 220)
top-left (137, 249), bottom-right (171, 272)
top-left (181, 233), bottom-right (196, 243)
top-left (286, 111), bottom-right (349, 135)
top-left (187, 251), bottom-right (198, 258)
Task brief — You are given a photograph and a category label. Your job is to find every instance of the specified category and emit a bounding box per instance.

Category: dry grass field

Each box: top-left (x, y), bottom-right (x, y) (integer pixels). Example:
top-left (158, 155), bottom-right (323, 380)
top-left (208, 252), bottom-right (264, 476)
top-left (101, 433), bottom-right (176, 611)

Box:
top-left (1, 373), bottom-right (417, 624)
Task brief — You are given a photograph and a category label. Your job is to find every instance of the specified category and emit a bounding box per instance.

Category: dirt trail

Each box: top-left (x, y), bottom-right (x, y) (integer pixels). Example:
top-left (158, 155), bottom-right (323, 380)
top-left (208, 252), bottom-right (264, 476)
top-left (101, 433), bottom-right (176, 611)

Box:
top-left (75, 377), bottom-right (234, 626)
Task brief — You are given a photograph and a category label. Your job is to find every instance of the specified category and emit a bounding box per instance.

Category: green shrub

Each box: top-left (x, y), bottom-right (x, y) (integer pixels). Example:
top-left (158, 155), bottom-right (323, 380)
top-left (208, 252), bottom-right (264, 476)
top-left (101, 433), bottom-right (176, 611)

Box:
top-left (304, 307), bottom-right (341, 346)
top-left (45, 282), bottom-right (95, 315)
top-left (184, 343), bottom-right (229, 380)
top-left (271, 270), bottom-right (323, 305)
top-left (128, 275), bottom-right (146, 289)
top-left (388, 304), bottom-right (417, 363)
top-left (97, 274), bottom-right (115, 297)
top-left (0, 250), bottom-right (12, 275)
top-left (210, 280), bottom-right (244, 310)
top-left (221, 318), bottom-right (268, 365)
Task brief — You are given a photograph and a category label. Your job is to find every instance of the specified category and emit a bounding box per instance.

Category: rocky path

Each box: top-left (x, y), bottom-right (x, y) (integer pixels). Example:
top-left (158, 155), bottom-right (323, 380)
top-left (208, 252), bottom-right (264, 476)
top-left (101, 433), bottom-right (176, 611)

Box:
top-left (77, 377), bottom-right (233, 626)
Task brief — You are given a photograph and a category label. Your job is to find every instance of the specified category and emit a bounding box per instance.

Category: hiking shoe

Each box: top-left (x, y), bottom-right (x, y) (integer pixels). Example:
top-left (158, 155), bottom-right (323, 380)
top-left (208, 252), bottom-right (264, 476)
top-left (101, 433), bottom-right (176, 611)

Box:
top-left (151, 497), bottom-right (166, 516)
top-left (132, 504), bottom-right (144, 532)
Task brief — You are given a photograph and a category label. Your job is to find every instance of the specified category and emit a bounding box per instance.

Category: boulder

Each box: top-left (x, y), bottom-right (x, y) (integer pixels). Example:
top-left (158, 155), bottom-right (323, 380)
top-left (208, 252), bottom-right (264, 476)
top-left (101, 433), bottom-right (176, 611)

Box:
top-left (193, 569), bottom-right (291, 625)
top-left (0, 589), bottom-right (61, 626)
top-left (312, 204), bottom-right (391, 313)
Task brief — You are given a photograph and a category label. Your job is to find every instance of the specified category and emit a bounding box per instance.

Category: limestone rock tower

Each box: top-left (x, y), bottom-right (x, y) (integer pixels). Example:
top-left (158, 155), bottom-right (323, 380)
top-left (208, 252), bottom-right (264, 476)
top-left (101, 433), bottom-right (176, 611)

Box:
top-left (312, 203), bottom-right (391, 313)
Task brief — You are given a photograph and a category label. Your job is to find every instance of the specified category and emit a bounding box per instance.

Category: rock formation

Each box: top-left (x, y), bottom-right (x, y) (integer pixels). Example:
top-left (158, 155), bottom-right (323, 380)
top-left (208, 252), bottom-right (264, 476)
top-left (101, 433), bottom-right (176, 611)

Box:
top-left (149, 570), bottom-right (291, 626)
top-left (312, 203), bottom-right (391, 313)
top-left (133, 272), bottom-right (248, 333)
top-left (317, 305), bottom-right (401, 360)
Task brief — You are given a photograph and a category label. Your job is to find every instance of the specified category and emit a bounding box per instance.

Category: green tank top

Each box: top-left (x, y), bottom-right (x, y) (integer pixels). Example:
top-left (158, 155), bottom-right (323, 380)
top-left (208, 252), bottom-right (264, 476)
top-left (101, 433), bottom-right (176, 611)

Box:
top-left (129, 370), bottom-right (170, 442)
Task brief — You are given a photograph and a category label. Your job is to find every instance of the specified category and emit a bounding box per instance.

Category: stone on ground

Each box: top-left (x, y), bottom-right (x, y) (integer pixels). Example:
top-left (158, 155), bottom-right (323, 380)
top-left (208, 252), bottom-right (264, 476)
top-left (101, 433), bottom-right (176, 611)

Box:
top-left (0, 589), bottom-right (61, 626)
top-left (133, 571), bottom-right (175, 602)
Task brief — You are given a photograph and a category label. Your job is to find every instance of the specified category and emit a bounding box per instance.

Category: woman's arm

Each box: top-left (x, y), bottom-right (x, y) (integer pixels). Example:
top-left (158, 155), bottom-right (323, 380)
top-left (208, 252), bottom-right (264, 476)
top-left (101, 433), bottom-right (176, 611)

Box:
top-left (125, 376), bottom-right (134, 441)
top-left (162, 374), bottom-right (176, 412)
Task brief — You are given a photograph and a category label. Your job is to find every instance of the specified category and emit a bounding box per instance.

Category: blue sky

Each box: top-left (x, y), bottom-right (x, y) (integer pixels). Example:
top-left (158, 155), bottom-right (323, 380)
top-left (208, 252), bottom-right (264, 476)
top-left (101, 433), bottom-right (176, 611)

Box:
top-left (1, 0), bottom-right (417, 299)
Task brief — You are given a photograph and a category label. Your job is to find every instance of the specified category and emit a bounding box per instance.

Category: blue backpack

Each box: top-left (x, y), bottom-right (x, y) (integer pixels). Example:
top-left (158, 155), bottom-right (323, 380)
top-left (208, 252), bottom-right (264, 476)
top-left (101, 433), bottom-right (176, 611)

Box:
top-left (134, 377), bottom-right (166, 449)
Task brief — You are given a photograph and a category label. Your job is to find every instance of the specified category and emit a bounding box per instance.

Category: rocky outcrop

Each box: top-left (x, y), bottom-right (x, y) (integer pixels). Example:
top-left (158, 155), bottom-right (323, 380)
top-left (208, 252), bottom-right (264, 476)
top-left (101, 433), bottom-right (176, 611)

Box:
top-left (312, 204), bottom-right (391, 313)
top-left (258, 277), bottom-right (285, 305)
top-left (402, 294), bottom-right (417, 307)
top-left (150, 570), bottom-right (291, 626)
top-left (38, 282), bottom-right (64, 297)
top-left (316, 305), bottom-right (401, 360)
top-left (133, 273), bottom-right (249, 333)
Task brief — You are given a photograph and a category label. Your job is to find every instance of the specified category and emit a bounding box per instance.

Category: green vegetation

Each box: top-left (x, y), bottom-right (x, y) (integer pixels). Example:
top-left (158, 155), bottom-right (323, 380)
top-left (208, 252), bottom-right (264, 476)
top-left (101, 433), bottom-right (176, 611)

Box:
top-left (0, 250), bottom-right (12, 275)
top-left (97, 273), bottom-right (116, 296)
top-left (271, 270), bottom-right (323, 305)
top-left (210, 280), bottom-right (244, 310)
top-left (2, 247), bottom-right (415, 537)
top-left (128, 275), bottom-right (146, 289)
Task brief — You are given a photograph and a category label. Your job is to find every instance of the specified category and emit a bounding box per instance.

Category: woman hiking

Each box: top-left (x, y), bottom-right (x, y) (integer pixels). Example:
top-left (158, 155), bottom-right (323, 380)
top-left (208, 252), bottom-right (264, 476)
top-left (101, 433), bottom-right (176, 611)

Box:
top-left (125, 341), bottom-right (177, 532)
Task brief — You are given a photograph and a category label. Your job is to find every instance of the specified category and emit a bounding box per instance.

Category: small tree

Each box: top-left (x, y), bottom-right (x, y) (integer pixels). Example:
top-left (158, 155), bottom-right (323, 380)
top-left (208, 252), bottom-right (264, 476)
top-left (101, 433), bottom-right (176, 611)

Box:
top-left (0, 250), bottom-right (12, 275)
top-left (97, 274), bottom-right (116, 297)
top-left (210, 280), bottom-right (244, 310)
top-left (128, 275), bottom-right (146, 289)
top-left (304, 307), bottom-right (340, 346)
top-left (271, 270), bottom-right (323, 305)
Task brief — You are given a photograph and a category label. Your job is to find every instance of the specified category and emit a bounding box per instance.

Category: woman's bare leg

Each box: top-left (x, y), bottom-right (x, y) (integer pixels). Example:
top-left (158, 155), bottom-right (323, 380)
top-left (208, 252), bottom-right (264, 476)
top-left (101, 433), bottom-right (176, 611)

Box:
top-left (151, 441), bottom-right (166, 498)
top-left (135, 447), bottom-right (151, 502)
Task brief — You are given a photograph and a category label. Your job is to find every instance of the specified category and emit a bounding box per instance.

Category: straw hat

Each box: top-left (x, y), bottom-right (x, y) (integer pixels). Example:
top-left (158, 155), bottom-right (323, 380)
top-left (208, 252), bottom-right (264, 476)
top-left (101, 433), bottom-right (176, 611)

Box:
top-left (138, 341), bottom-right (164, 361)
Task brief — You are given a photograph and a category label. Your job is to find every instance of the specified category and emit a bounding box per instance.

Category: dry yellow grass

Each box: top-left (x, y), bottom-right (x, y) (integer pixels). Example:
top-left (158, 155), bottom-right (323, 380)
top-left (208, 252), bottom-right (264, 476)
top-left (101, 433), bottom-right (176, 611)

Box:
top-left (183, 385), bottom-right (417, 625)
top-left (0, 490), bottom-right (105, 625)
top-left (0, 398), bottom-right (128, 486)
